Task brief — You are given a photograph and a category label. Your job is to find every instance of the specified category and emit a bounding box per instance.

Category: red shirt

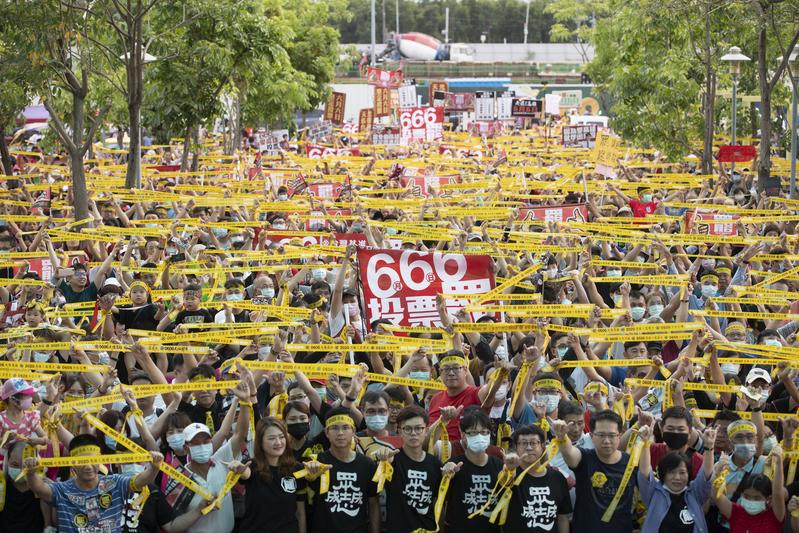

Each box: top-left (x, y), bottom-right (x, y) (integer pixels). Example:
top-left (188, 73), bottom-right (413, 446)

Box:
top-left (649, 442), bottom-right (703, 479)
top-left (729, 502), bottom-right (783, 533)
top-left (428, 386), bottom-right (481, 440)
top-left (628, 198), bottom-right (658, 218)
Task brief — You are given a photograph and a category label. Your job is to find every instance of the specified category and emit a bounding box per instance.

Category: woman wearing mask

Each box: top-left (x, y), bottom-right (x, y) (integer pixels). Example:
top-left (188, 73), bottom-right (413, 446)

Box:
top-left (714, 451), bottom-right (785, 533)
top-left (235, 417), bottom-right (307, 533)
top-left (482, 365), bottom-right (513, 451)
top-left (0, 379), bottom-right (47, 446)
top-left (638, 427), bottom-right (717, 533)
top-left (0, 441), bottom-right (47, 531)
top-left (282, 401), bottom-right (318, 460)
top-left (157, 410), bottom-right (192, 494)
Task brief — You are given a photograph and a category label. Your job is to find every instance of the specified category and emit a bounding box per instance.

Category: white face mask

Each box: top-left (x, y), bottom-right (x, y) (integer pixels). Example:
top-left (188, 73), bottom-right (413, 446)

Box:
top-left (494, 384), bottom-right (508, 402)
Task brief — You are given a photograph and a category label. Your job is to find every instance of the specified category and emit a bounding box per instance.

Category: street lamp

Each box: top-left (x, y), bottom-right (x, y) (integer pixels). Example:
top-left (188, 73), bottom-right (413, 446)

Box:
top-left (788, 45), bottom-right (798, 198)
top-left (720, 45), bottom-right (750, 175)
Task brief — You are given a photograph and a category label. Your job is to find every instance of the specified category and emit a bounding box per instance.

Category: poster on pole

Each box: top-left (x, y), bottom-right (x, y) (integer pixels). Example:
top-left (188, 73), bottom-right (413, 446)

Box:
top-left (562, 124), bottom-right (598, 148)
top-left (399, 107), bottom-right (444, 144)
top-left (323, 92), bottom-right (346, 125)
top-left (475, 92), bottom-right (496, 121)
top-left (357, 248), bottom-right (495, 330)
top-left (428, 81), bottom-right (449, 105)
top-left (398, 85), bottom-right (418, 109)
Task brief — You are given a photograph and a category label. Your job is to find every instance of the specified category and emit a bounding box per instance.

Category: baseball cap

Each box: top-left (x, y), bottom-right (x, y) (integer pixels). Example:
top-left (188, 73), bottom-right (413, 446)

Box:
top-left (745, 367), bottom-right (772, 386)
top-left (1, 378), bottom-right (36, 400)
top-left (183, 423), bottom-right (212, 442)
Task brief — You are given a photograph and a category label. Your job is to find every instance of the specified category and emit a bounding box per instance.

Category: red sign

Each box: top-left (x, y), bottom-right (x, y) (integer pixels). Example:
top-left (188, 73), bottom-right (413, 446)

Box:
top-left (718, 145), bottom-right (756, 163)
top-left (468, 121), bottom-right (503, 138)
top-left (517, 204), bottom-right (588, 224)
top-left (305, 145), bottom-right (361, 158)
top-left (510, 99), bottom-right (542, 117)
top-left (428, 81), bottom-right (449, 105)
top-left (444, 93), bottom-right (475, 112)
top-left (374, 87), bottom-right (392, 117)
top-left (399, 107), bottom-right (444, 144)
top-left (401, 173), bottom-right (462, 198)
top-left (358, 108), bottom-right (374, 133)
top-left (357, 248), bottom-right (495, 330)
top-left (323, 92), bottom-right (346, 125)
top-left (685, 211), bottom-right (739, 236)
top-left (366, 67), bottom-right (404, 88)
top-left (14, 254), bottom-right (88, 280)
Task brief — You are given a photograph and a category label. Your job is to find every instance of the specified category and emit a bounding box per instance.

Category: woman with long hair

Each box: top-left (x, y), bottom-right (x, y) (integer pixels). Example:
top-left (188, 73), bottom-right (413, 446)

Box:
top-left (233, 417), bottom-right (307, 533)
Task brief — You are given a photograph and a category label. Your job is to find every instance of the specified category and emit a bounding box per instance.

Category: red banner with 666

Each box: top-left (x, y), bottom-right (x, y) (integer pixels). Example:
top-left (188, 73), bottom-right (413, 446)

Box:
top-left (357, 248), bottom-right (495, 330)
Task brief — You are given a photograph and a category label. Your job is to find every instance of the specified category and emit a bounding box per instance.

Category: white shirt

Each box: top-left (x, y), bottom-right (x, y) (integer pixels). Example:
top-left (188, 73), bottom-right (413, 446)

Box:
top-left (186, 441), bottom-right (238, 533)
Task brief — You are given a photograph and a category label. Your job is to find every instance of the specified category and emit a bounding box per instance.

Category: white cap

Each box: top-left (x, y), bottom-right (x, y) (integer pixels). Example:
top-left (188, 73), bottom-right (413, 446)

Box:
top-left (745, 367), bottom-right (772, 386)
top-left (183, 423), bottom-right (212, 442)
top-left (103, 277), bottom-right (122, 288)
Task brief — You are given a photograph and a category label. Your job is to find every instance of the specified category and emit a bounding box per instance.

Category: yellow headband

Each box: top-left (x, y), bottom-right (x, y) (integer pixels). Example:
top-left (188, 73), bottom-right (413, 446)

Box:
top-left (70, 444), bottom-right (101, 457)
top-left (325, 414), bottom-right (355, 428)
top-left (715, 267), bottom-right (731, 275)
top-left (308, 297), bottom-right (327, 309)
top-left (725, 322), bottom-right (746, 334)
top-left (190, 375), bottom-right (214, 383)
top-left (439, 356), bottom-right (467, 367)
top-left (533, 378), bottom-right (562, 391)
top-left (129, 281), bottom-right (150, 294)
top-left (583, 382), bottom-right (609, 395)
top-left (726, 420), bottom-right (756, 437)
top-left (700, 274), bottom-right (719, 284)
top-left (26, 300), bottom-right (46, 312)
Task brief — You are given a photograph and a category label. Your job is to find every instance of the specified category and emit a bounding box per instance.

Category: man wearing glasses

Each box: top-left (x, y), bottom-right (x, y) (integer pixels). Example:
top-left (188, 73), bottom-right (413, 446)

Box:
top-left (428, 351), bottom-right (495, 441)
top-left (552, 409), bottom-right (636, 533)
top-left (503, 425), bottom-right (572, 533)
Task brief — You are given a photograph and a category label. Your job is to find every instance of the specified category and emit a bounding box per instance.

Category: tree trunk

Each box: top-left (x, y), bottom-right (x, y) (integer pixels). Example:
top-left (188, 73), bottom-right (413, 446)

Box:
top-left (0, 129), bottom-right (14, 176)
top-left (701, 5), bottom-right (715, 175)
top-left (125, 101), bottom-right (142, 188)
top-left (190, 126), bottom-right (200, 171)
top-left (231, 96), bottom-right (242, 155)
top-left (180, 125), bottom-right (191, 171)
top-left (71, 92), bottom-right (89, 224)
top-left (756, 25), bottom-right (771, 190)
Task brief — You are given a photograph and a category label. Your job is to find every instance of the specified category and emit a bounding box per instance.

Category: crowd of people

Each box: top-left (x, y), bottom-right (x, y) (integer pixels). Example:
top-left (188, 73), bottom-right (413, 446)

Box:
top-left (1, 124), bottom-right (799, 533)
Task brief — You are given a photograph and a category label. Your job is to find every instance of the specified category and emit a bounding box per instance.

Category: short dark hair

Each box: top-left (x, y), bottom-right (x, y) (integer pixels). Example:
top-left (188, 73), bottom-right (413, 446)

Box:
top-left (589, 409), bottom-right (623, 433)
top-left (224, 279), bottom-right (245, 290)
top-left (511, 425), bottom-right (546, 449)
top-left (362, 390), bottom-right (389, 407)
top-left (740, 473), bottom-right (772, 498)
top-left (557, 400), bottom-right (585, 419)
top-left (69, 433), bottom-right (100, 452)
top-left (396, 405), bottom-right (428, 427)
top-left (184, 283), bottom-right (202, 293)
top-left (657, 451), bottom-right (692, 483)
top-left (661, 406), bottom-right (692, 427)
top-left (187, 364), bottom-right (215, 381)
top-left (712, 409), bottom-right (741, 425)
top-left (460, 405), bottom-right (491, 432)
top-left (623, 341), bottom-right (646, 351)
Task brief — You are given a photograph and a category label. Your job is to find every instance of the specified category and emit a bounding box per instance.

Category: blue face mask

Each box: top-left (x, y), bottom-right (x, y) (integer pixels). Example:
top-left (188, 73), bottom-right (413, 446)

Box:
top-left (465, 434), bottom-right (491, 453)
top-left (260, 287), bottom-right (275, 298)
top-left (189, 443), bottom-right (213, 464)
top-left (105, 435), bottom-right (117, 451)
top-left (364, 415), bottom-right (388, 431)
top-left (739, 496), bottom-right (766, 515)
top-left (556, 346), bottom-right (568, 358)
top-left (409, 371), bottom-right (430, 381)
top-left (630, 307), bottom-right (646, 321)
top-left (642, 194), bottom-right (653, 203)
top-left (606, 269), bottom-right (622, 277)
top-left (700, 285), bottom-right (717, 298)
top-left (212, 228), bottom-right (228, 238)
top-left (166, 433), bottom-right (186, 451)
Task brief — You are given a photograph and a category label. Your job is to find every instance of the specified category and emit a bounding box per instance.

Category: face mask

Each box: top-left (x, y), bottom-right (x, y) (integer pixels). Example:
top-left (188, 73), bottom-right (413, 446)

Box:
top-left (261, 287), bottom-right (275, 298)
top-left (315, 387), bottom-right (327, 402)
top-left (33, 352), bottom-right (50, 363)
top-left (227, 293), bottom-right (244, 302)
top-left (733, 443), bottom-right (756, 461)
top-left (612, 294), bottom-right (622, 306)
top-left (701, 259), bottom-right (716, 270)
top-left (230, 236), bottom-right (245, 245)
top-left (734, 194), bottom-right (745, 203)
top-left (536, 394), bottom-right (560, 413)
top-left (556, 346), bottom-right (568, 358)
top-left (763, 339), bottom-right (782, 347)
top-left (189, 443), bottom-right (213, 464)
top-left (664, 484), bottom-right (687, 495)
top-left (409, 371), bottom-right (430, 381)
top-left (606, 270), bottom-right (622, 277)
top-left (105, 435), bottom-right (117, 451)
top-left (495, 384), bottom-right (508, 402)
top-left (277, 194), bottom-right (288, 201)
top-left (630, 306), bottom-right (646, 321)
top-left (465, 434), bottom-right (491, 453)
top-left (312, 268), bottom-right (326, 281)
top-left (642, 194), bottom-right (653, 203)
top-left (662, 431), bottom-right (689, 450)
top-left (763, 435), bottom-right (778, 454)
top-left (739, 497), bottom-right (767, 515)
top-left (720, 363), bottom-right (740, 375)
top-left (212, 228), bottom-right (228, 238)
top-left (365, 415), bottom-right (388, 431)
top-left (347, 304), bottom-right (360, 318)
top-left (561, 297), bottom-right (572, 305)
top-left (272, 223), bottom-right (287, 230)
top-left (121, 463), bottom-right (145, 476)
top-left (7, 466), bottom-right (22, 481)
top-left (287, 422), bottom-right (311, 439)
top-left (166, 433), bottom-right (186, 452)
top-left (700, 285), bottom-right (717, 298)
top-left (648, 304), bottom-right (664, 317)
top-left (15, 396), bottom-right (33, 410)
top-left (352, 224), bottom-right (363, 232)
top-left (97, 351), bottom-right (110, 365)
top-left (547, 268), bottom-right (558, 278)
top-left (258, 345), bottom-right (272, 359)
top-left (385, 227), bottom-right (398, 235)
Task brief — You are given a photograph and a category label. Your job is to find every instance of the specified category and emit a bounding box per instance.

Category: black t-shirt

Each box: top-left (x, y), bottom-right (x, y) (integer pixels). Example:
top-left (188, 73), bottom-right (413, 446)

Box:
top-left (385, 449), bottom-right (442, 533)
top-left (0, 475), bottom-right (44, 531)
top-left (658, 492), bottom-right (694, 533)
top-left (167, 308), bottom-right (217, 331)
top-left (239, 463), bottom-right (307, 533)
top-left (573, 448), bottom-right (636, 533)
top-left (121, 484), bottom-right (175, 533)
top-left (178, 397), bottom-right (225, 432)
top-left (504, 467), bottom-right (572, 533)
top-left (444, 454), bottom-right (503, 533)
top-left (115, 304), bottom-right (159, 331)
top-left (308, 451), bottom-right (378, 533)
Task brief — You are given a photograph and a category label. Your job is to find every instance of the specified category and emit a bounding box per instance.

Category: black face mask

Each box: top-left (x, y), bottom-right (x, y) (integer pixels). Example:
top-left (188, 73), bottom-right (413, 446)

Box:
top-left (662, 431), bottom-right (689, 450)
top-left (286, 422), bottom-right (310, 439)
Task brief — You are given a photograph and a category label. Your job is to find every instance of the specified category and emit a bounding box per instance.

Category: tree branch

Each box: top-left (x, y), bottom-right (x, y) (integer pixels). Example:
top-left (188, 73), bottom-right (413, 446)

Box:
top-left (81, 104), bottom-right (112, 155)
top-left (43, 89), bottom-right (77, 154)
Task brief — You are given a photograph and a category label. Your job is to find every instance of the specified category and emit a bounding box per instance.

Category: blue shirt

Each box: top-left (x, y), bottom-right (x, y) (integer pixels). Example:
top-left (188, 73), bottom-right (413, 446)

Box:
top-left (638, 469), bottom-right (712, 533)
top-left (51, 474), bottom-right (135, 533)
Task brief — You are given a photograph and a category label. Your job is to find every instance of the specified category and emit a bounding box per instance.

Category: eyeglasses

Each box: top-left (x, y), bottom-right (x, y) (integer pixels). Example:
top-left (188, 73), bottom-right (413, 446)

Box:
top-left (440, 366), bottom-right (463, 375)
top-left (516, 440), bottom-right (543, 449)
top-left (593, 433), bottom-right (620, 441)
top-left (463, 429), bottom-right (491, 437)
top-left (401, 426), bottom-right (426, 435)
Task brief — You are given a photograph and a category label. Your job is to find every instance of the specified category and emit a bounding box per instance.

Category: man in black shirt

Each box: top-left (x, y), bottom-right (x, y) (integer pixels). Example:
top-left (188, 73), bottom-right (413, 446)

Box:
top-left (157, 283), bottom-right (217, 332)
top-left (0, 441), bottom-right (47, 531)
